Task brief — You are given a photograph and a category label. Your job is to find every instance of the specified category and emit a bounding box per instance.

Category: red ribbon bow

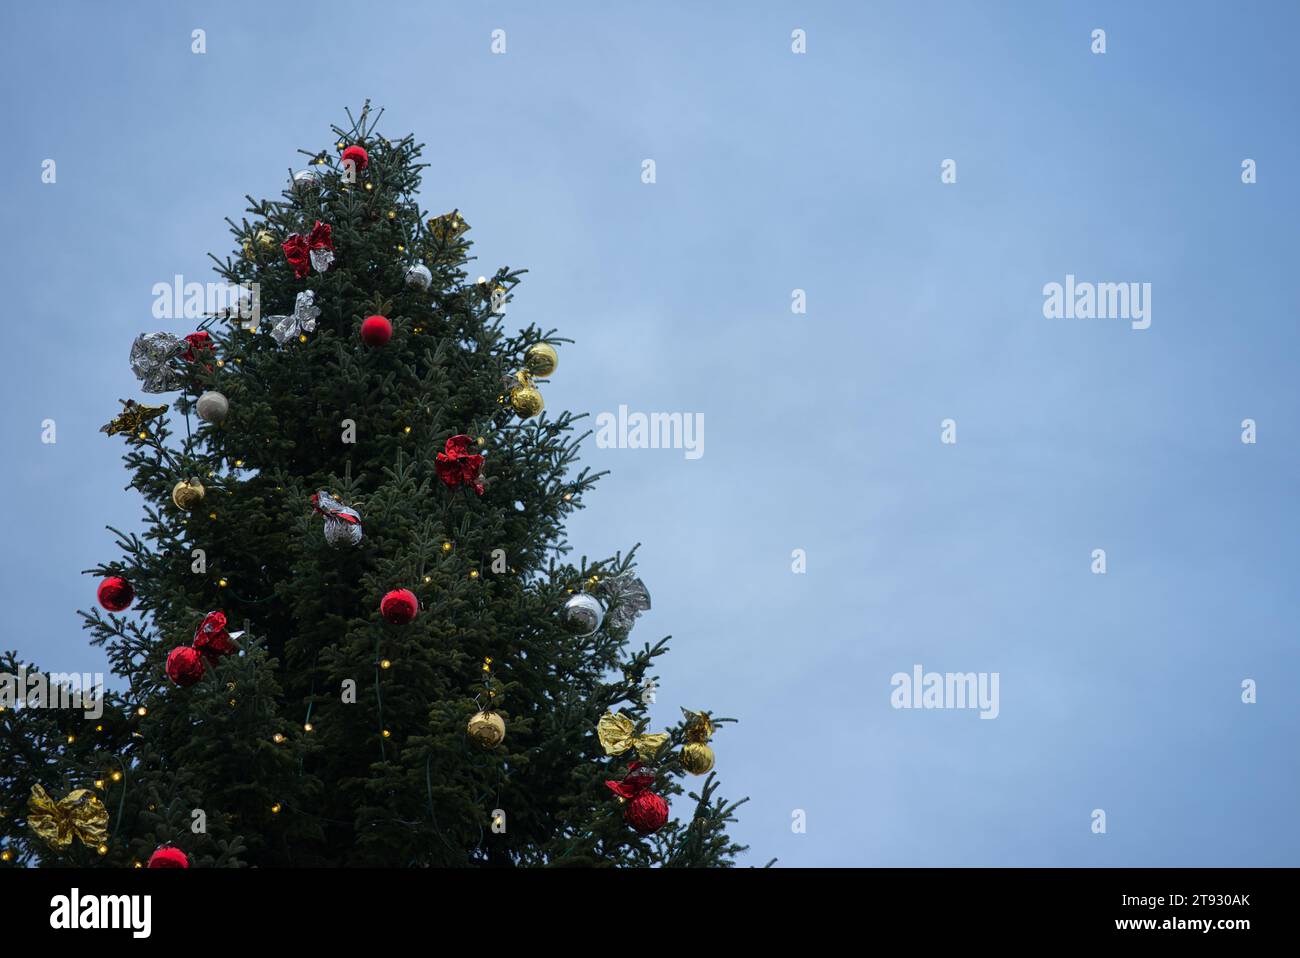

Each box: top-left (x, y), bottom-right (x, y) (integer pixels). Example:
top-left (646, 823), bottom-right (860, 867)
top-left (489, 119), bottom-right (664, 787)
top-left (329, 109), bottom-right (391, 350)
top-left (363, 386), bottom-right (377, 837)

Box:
top-left (281, 221), bottom-right (333, 280)
top-left (604, 761), bottom-right (656, 800)
top-left (192, 610), bottom-right (237, 661)
top-left (435, 434), bottom-right (485, 495)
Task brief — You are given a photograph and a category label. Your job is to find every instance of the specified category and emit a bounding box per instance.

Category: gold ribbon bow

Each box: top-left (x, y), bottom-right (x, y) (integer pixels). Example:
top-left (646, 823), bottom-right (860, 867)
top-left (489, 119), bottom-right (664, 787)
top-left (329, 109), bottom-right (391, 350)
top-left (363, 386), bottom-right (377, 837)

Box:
top-left (682, 708), bottom-right (715, 743)
top-left (597, 711), bottom-right (669, 760)
top-left (27, 784), bottom-right (109, 850)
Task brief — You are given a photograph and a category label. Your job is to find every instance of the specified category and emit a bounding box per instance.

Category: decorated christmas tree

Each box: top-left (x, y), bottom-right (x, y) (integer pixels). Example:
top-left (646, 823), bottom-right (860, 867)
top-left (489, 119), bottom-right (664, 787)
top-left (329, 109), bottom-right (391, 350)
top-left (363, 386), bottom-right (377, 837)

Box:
top-left (0, 104), bottom-right (748, 868)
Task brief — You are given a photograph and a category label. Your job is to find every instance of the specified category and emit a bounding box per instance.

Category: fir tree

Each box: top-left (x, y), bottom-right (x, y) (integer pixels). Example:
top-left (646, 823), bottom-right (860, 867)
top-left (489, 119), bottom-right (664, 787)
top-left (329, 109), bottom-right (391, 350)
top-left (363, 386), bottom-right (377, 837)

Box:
top-left (0, 105), bottom-right (749, 868)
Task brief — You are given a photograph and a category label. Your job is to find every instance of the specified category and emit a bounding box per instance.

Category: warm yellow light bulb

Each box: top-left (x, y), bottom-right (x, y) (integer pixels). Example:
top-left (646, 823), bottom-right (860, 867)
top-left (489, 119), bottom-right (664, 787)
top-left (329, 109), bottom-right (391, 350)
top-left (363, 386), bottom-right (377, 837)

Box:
top-left (271, 803), bottom-right (282, 814)
top-left (94, 779), bottom-right (105, 790)
top-left (111, 771), bottom-right (123, 782)
top-left (382, 729), bottom-right (391, 738)
top-left (469, 570), bottom-right (479, 579)
top-left (441, 542), bottom-right (452, 553)
top-left (136, 707), bottom-right (147, 717)
top-left (66, 735), bottom-right (75, 744)
top-left (97, 844), bottom-right (108, 856)
top-left (304, 723), bottom-right (314, 733)
top-left (218, 578), bottom-right (228, 588)
top-left (273, 733), bottom-right (285, 744)
top-left (380, 659), bottom-right (392, 670)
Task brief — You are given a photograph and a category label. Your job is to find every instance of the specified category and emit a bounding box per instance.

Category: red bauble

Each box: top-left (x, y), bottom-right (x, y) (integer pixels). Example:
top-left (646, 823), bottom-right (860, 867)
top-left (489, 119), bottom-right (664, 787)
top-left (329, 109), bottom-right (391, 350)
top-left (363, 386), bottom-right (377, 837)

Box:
top-left (165, 646), bottom-right (205, 688)
top-left (360, 315), bottom-right (392, 346)
top-left (96, 576), bottom-right (134, 612)
top-left (341, 144), bottom-right (369, 171)
top-left (380, 588), bottom-right (418, 625)
top-left (624, 791), bottom-right (669, 834)
top-left (147, 845), bottom-right (190, 868)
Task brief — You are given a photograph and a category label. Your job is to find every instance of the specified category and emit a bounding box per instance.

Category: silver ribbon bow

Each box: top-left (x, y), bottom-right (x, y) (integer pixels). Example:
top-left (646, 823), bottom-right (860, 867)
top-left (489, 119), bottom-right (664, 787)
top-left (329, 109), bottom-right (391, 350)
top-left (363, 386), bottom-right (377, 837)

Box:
top-left (269, 290), bottom-right (321, 346)
top-left (313, 490), bottom-right (363, 547)
top-left (596, 572), bottom-right (651, 633)
top-left (129, 332), bottom-right (187, 393)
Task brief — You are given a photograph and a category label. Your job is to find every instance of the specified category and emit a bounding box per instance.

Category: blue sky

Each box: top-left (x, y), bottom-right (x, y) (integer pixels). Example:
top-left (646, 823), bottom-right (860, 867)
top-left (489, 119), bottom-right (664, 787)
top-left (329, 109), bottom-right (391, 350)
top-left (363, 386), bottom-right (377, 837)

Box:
top-left (2, 1), bottom-right (1297, 866)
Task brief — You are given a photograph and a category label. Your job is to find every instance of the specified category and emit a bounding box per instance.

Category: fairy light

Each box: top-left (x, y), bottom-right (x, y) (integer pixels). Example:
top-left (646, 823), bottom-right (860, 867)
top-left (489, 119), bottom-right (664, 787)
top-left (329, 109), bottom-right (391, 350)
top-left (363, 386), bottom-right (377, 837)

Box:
top-left (272, 733), bottom-right (285, 744)
top-left (94, 779), bottom-right (105, 790)
top-left (441, 542), bottom-right (452, 553)
top-left (0, 851), bottom-right (13, 863)
top-left (96, 844), bottom-right (108, 856)
top-left (380, 659), bottom-right (392, 670)
top-left (218, 578), bottom-right (228, 588)
top-left (469, 570), bottom-right (479, 580)
top-left (303, 722), bottom-right (314, 733)
top-left (382, 729), bottom-right (391, 739)
top-left (271, 803), bottom-right (282, 814)
top-left (66, 734), bottom-right (75, 744)
top-left (110, 771), bottom-right (123, 783)
top-left (136, 706), bottom-right (148, 717)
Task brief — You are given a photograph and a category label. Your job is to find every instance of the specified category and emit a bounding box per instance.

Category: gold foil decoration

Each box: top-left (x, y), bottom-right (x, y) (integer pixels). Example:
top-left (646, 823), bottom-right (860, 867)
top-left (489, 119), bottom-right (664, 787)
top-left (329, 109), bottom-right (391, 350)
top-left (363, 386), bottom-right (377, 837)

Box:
top-left (27, 784), bottom-right (109, 851)
top-left (101, 399), bottom-right (168, 439)
top-left (427, 209), bottom-right (469, 244)
top-left (597, 711), bottom-right (668, 760)
top-left (682, 708), bottom-right (715, 743)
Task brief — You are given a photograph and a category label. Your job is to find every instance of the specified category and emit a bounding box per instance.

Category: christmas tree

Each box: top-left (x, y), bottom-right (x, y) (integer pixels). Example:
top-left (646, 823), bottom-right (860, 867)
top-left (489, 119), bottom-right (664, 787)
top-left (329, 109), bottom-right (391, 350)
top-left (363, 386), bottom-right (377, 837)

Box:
top-left (0, 105), bottom-right (749, 868)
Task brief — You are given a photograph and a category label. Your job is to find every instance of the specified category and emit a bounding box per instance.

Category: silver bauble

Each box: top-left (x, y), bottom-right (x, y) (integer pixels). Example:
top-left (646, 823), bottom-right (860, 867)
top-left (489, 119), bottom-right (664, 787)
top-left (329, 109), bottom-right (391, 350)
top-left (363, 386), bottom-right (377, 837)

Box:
top-left (404, 263), bottom-right (432, 291)
top-left (292, 168), bottom-right (324, 191)
top-left (323, 516), bottom-right (363, 548)
top-left (195, 390), bottom-right (229, 425)
top-left (560, 592), bottom-right (605, 637)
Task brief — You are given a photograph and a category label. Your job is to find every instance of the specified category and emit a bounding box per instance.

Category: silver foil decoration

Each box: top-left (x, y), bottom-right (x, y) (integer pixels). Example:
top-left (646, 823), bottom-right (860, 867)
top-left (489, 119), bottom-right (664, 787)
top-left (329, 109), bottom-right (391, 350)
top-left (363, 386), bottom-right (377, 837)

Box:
top-left (129, 332), bottom-right (186, 393)
top-left (597, 573), bottom-right (651, 633)
top-left (313, 490), bottom-right (362, 548)
top-left (309, 247), bottom-right (335, 274)
top-left (269, 290), bottom-right (321, 346)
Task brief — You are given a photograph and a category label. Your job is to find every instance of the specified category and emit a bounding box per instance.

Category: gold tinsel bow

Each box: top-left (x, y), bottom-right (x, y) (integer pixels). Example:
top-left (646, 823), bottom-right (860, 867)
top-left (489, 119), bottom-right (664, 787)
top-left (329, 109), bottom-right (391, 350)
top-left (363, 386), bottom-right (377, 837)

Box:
top-left (27, 784), bottom-right (109, 850)
top-left (100, 399), bottom-right (168, 438)
top-left (682, 708), bottom-right (715, 743)
top-left (597, 711), bottom-right (669, 760)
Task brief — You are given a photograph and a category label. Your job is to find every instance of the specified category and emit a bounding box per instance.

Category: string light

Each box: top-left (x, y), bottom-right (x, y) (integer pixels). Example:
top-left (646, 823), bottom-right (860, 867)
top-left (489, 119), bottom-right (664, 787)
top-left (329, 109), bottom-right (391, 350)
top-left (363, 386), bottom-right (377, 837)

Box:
top-left (0, 850), bottom-right (12, 863)
top-left (66, 734), bottom-right (75, 744)
top-left (469, 570), bottom-right (479, 579)
top-left (271, 803), bottom-right (282, 814)
top-left (272, 733), bottom-right (285, 744)
top-left (303, 722), bottom-right (314, 733)
top-left (380, 659), bottom-right (392, 670)
top-left (382, 730), bottom-right (391, 739)
top-left (96, 844), bottom-right (108, 856)
top-left (441, 542), bottom-right (452, 553)
top-left (136, 706), bottom-right (148, 717)
top-left (110, 771), bottom-right (123, 783)
top-left (218, 578), bottom-right (228, 588)
top-left (94, 779), bottom-right (105, 790)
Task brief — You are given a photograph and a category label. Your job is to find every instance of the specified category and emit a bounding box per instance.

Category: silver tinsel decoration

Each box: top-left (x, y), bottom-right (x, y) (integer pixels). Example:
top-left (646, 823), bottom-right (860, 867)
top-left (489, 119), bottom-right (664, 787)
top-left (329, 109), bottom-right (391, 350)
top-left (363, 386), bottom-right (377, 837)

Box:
top-left (560, 593), bottom-right (604, 637)
top-left (129, 332), bottom-right (186, 393)
top-left (310, 247), bottom-right (335, 274)
top-left (269, 290), bottom-right (321, 346)
top-left (404, 263), bottom-right (432, 291)
top-left (313, 490), bottom-right (363, 548)
top-left (597, 573), bottom-right (652, 633)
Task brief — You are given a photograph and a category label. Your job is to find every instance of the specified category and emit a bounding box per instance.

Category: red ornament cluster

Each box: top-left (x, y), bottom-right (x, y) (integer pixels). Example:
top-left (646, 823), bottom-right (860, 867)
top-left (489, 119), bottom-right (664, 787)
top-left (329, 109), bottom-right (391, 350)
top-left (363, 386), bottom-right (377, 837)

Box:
top-left (360, 314), bottom-right (392, 346)
top-left (605, 762), bottom-right (669, 835)
top-left (380, 588), bottom-right (419, 625)
top-left (96, 576), bottom-right (134, 612)
top-left (147, 845), bottom-right (190, 868)
top-left (165, 610), bottom-right (239, 688)
top-left (434, 434), bottom-right (485, 495)
top-left (282, 220), bottom-right (333, 280)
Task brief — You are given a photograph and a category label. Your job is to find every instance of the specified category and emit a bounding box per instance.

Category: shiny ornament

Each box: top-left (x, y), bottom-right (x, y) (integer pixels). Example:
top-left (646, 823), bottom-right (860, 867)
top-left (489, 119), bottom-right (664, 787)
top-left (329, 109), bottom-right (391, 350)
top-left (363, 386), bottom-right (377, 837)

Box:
top-left (165, 646), bottom-right (205, 687)
top-left (147, 845), bottom-right (190, 868)
top-left (680, 742), bottom-right (715, 775)
top-left (255, 229), bottom-right (276, 251)
top-left (282, 221), bottom-right (334, 279)
top-left (101, 399), bottom-right (168, 438)
top-left (404, 263), bottom-right (432, 291)
top-left (312, 491), bottom-right (363, 548)
top-left (523, 342), bottom-right (558, 377)
top-left (268, 290), bottom-right (320, 346)
top-left (195, 391), bottom-right (229, 424)
top-left (466, 710), bottom-right (506, 748)
top-left (434, 434), bottom-right (485, 495)
top-left (171, 478), bottom-right (206, 511)
top-left (380, 588), bottom-right (418, 625)
top-left (560, 592), bottom-right (604, 637)
top-left (427, 209), bottom-right (468, 244)
top-left (292, 168), bottom-right (323, 191)
top-left (597, 711), bottom-right (669, 760)
top-left (596, 572), bottom-right (652, 633)
top-left (360, 314), bottom-right (392, 346)
top-left (129, 332), bottom-right (186, 393)
top-left (96, 576), bottom-right (134, 612)
top-left (510, 383), bottom-right (544, 419)
top-left (182, 331), bottom-right (214, 363)
top-left (604, 762), bottom-right (669, 835)
top-left (340, 144), bottom-right (369, 171)
top-left (193, 610), bottom-right (239, 662)
top-left (27, 785), bottom-right (109, 851)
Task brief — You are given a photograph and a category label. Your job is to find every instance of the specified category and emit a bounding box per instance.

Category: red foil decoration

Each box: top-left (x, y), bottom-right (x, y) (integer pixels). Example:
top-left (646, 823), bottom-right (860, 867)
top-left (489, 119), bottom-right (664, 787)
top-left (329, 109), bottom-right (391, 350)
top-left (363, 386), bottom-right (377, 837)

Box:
top-left (165, 646), bottom-right (205, 688)
top-left (192, 610), bottom-right (237, 661)
top-left (435, 434), bottom-right (485, 495)
top-left (96, 576), bottom-right (134, 612)
top-left (604, 761), bottom-right (669, 834)
top-left (147, 845), bottom-right (190, 868)
top-left (282, 221), bottom-right (333, 280)
top-left (182, 331), bottom-right (213, 362)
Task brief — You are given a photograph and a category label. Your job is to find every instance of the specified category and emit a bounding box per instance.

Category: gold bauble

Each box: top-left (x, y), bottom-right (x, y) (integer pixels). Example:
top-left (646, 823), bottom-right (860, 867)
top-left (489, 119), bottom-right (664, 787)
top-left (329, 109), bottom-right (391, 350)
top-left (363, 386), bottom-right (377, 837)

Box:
top-left (510, 385), bottom-right (544, 419)
top-left (680, 742), bottom-right (715, 775)
top-left (171, 478), bottom-right (206, 512)
top-left (524, 343), bottom-right (558, 378)
top-left (467, 710), bottom-right (506, 749)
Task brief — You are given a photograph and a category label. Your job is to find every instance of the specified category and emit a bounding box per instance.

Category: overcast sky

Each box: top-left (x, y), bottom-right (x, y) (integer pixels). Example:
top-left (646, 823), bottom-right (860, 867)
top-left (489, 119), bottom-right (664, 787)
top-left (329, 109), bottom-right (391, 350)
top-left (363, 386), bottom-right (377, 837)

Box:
top-left (2, 0), bottom-right (1297, 866)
